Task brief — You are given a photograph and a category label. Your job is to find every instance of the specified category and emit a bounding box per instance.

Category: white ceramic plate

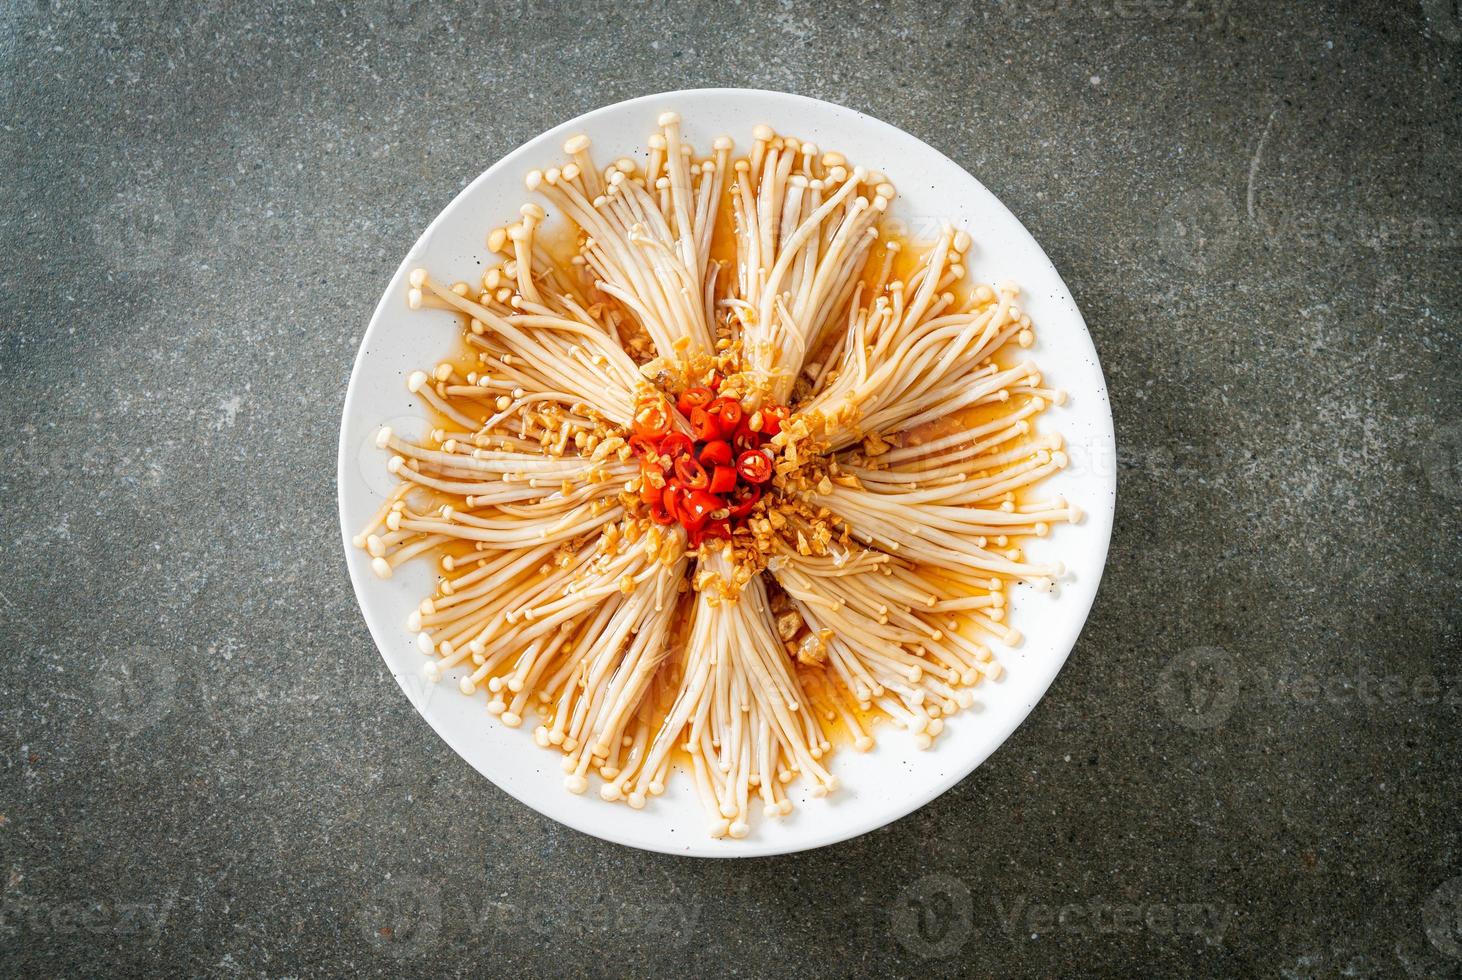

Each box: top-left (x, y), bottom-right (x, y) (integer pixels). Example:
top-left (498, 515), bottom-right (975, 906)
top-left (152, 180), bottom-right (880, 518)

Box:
top-left (337, 88), bottom-right (1115, 857)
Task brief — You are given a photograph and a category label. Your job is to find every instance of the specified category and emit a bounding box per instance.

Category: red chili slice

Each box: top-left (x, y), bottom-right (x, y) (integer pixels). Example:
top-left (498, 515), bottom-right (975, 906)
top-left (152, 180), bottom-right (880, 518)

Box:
top-left (662, 481), bottom-right (684, 520)
top-left (736, 450), bottom-right (773, 484)
top-left (728, 485), bottom-right (761, 519)
top-left (674, 456), bottom-right (709, 490)
top-left (648, 497), bottom-right (675, 524)
top-left (680, 489), bottom-right (721, 527)
top-left (698, 439), bottom-right (733, 468)
top-left (734, 420), bottom-right (762, 446)
top-left (629, 433), bottom-right (662, 459)
top-left (677, 386), bottom-right (714, 415)
top-left (658, 432), bottom-right (693, 461)
top-left (760, 405), bottom-right (787, 437)
top-left (701, 518), bottom-right (732, 540)
top-left (689, 407), bottom-right (719, 441)
top-left (708, 465), bottom-right (737, 495)
top-left (707, 397), bottom-right (743, 437)
top-left (633, 398), bottom-right (670, 440)
top-left (639, 471), bottom-right (662, 504)
top-left (732, 428), bottom-right (761, 454)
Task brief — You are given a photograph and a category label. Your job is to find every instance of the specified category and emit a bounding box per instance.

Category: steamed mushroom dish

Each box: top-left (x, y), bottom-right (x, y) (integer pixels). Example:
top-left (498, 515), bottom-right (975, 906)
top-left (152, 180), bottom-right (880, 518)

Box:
top-left (355, 112), bottom-right (1078, 838)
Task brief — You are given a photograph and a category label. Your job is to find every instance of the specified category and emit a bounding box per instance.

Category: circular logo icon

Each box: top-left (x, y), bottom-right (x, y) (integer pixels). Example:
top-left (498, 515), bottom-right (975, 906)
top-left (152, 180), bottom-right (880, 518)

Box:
top-left (93, 182), bottom-right (179, 274)
top-left (93, 645), bottom-right (178, 735)
top-left (1422, 421), bottom-right (1462, 501)
top-left (1424, 876), bottom-right (1462, 959)
top-left (889, 873), bottom-right (973, 958)
top-left (356, 414), bottom-right (433, 501)
top-left (355, 875), bottom-right (441, 958)
top-left (1155, 646), bottom-right (1240, 730)
top-left (1156, 187), bottom-right (1242, 274)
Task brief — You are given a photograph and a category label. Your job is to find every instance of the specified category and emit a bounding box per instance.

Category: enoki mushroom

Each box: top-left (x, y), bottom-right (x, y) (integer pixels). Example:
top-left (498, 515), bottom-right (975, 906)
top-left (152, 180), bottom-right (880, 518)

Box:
top-left (358, 113), bottom-right (1082, 839)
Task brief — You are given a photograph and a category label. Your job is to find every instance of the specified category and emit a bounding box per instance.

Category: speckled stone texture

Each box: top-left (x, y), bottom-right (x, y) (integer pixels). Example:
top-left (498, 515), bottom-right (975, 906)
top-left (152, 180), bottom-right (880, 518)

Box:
top-left (1, 0), bottom-right (1458, 975)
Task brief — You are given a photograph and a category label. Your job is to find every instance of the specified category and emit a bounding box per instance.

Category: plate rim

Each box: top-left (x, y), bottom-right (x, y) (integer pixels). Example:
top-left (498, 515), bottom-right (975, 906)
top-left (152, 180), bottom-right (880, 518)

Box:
top-left (336, 86), bottom-right (1116, 858)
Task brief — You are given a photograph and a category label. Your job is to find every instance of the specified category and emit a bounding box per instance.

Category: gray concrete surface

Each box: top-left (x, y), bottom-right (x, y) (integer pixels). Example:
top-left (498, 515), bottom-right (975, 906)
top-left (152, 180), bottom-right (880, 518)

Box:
top-left (2, 0), bottom-right (1459, 976)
